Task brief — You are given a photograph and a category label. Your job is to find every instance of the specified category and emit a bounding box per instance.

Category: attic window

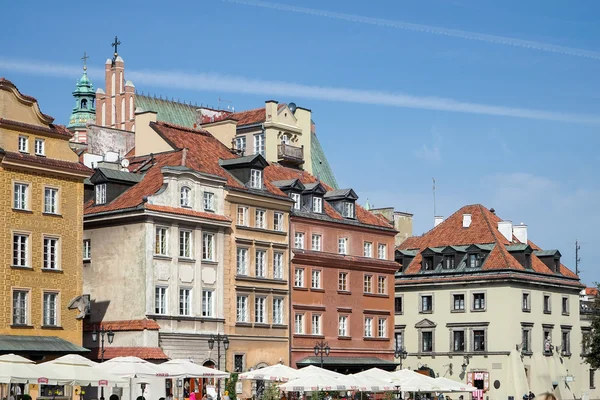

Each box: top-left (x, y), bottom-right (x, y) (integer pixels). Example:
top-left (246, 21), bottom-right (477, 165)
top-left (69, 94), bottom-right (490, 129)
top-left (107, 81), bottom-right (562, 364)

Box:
top-left (313, 197), bottom-right (323, 213)
top-left (180, 186), bottom-right (191, 207)
top-left (250, 169), bottom-right (262, 189)
top-left (468, 254), bottom-right (480, 268)
top-left (291, 193), bottom-right (301, 210)
top-left (422, 256), bottom-right (434, 271)
top-left (554, 259), bottom-right (560, 273)
top-left (525, 253), bottom-right (531, 269)
top-left (342, 201), bottom-right (355, 218)
top-left (95, 184), bottom-right (107, 205)
top-left (443, 255), bottom-right (455, 270)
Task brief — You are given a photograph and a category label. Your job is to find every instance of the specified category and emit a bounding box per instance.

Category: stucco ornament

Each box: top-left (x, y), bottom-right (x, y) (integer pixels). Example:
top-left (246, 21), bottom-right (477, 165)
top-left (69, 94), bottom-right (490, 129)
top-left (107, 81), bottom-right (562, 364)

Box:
top-left (68, 295), bottom-right (91, 320)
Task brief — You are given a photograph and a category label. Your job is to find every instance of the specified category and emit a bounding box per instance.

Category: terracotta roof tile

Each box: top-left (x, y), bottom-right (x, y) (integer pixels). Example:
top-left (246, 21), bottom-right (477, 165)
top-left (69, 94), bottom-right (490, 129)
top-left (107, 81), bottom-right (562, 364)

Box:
top-left (84, 319), bottom-right (161, 332)
top-left (89, 347), bottom-right (169, 361)
top-left (586, 287), bottom-right (599, 296)
top-left (145, 204), bottom-right (231, 222)
top-left (228, 107), bottom-right (266, 125)
top-left (1, 150), bottom-right (92, 174)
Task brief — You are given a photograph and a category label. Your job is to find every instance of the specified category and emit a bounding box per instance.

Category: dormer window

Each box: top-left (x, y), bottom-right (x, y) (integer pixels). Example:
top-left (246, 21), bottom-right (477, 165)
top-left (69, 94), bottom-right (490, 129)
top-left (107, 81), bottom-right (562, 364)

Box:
top-left (180, 186), bottom-right (191, 207)
top-left (444, 255), bottom-right (455, 269)
top-left (423, 256), bottom-right (434, 271)
top-left (313, 197), bottom-right (323, 213)
top-left (250, 169), bottom-right (262, 189)
top-left (95, 184), bottom-right (107, 205)
top-left (468, 254), bottom-right (480, 268)
top-left (291, 193), bottom-right (301, 210)
top-left (554, 259), bottom-right (560, 273)
top-left (343, 201), bottom-right (355, 218)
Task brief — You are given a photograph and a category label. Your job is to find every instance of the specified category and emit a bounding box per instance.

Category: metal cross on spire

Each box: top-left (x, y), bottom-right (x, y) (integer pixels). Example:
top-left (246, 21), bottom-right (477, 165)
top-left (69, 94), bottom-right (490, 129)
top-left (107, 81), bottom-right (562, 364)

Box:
top-left (112, 36), bottom-right (121, 57)
top-left (81, 51), bottom-right (89, 71)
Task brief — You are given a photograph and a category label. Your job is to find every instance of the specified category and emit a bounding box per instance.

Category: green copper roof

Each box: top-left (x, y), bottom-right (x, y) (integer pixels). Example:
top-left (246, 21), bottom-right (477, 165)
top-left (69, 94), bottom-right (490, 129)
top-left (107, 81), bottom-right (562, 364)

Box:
top-left (135, 94), bottom-right (198, 127)
top-left (67, 70), bottom-right (96, 130)
top-left (311, 131), bottom-right (339, 189)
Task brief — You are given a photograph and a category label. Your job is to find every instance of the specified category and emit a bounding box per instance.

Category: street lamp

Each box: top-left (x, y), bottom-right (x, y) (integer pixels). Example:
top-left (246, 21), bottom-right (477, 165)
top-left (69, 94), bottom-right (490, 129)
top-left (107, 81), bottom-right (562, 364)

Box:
top-left (92, 326), bottom-right (115, 400)
top-left (314, 341), bottom-right (330, 369)
top-left (208, 334), bottom-right (230, 400)
top-left (394, 384), bottom-right (402, 400)
top-left (394, 347), bottom-right (408, 369)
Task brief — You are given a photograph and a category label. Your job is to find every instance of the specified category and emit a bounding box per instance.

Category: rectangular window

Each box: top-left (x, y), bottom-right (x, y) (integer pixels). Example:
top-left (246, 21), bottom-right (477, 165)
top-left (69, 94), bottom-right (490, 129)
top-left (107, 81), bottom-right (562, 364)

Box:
top-left (250, 169), bottom-right (262, 189)
top-left (473, 293), bottom-right (486, 310)
top-left (235, 136), bottom-right (246, 152)
top-left (95, 184), bottom-right (107, 205)
top-left (338, 272), bottom-right (348, 291)
top-left (423, 256), bottom-right (434, 270)
top-left (364, 275), bottom-right (373, 293)
top-left (179, 230), bottom-right (192, 258)
top-left (378, 244), bottom-right (387, 260)
top-left (294, 232), bottom-right (305, 249)
top-left (255, 209), bottom-right (266, 229)
top-left (237, 206), bottom-right (249, 226)
top-left (313, 197), bottom-right (323, 213)
top-left (291, 193), bottom-right (301, 210)
top-left (363, 242), bottom-right (372, 258)
top-left (44, 187), bottom-right (58, 214)
top-left (422, 331), bottom-right (433, 352)
top-left (343, 202), bottom-right (355, 218)
top-left (237, 247), bottom-right (248, 275)
top-left (203, 192), bottom-right (214, 211)
top-left (236, 295), bottom-right (248, 322)
top-left (18, 135), bottom-right (28, 153)
top-left (255, 297), bottom-right (266, 323)
top-left (155, 287), bottom-right (167, 315)
top-left (179, 288), bottom-right (192, 316)
top-left (562, 296), bottom-right (569, 315)
top-left (43, 292), bottom-right (58, 326)
top-left (522, 292), bottom-right (531, 312)
top-left (364, 317), bottom-right (373, 338)
top-left (473, 330), bottom-right (485, 351)
top-left (180, 187), bottom-right (191, 207)
top-left (273, 297), bottom-right (284, 325)
top-left (377, 276), bottom-right (387, 294)
top-left (338, 237), bottom-right (348, 255)
top-left (395, 297), bottom-right (403, 314)
top-left (444, 255), bottom-right (455, 269)
top-left (395, 331), bottom-right (404, 351)
top-left (202, 290), bottom-right (213, 317)
top-left (202, 233), bottom-right (214, 261)
top-left (562, 330), bottom-right (571, 355)
top-left (14, 183), bottom-right (28, 210)
top-left (591, 369), bottom-right (596, 389)
top-left (544, 294), bottom-right (551, 313)
top-left (13, 234), bottom-right (28, 267)
top-left (35, 138), bottom-right (45, 155)
top-left (421, 295), bottom-right (433, 312)
top-left (522, 329), bottom-right (530, 352)
top-left (339, 315), bottom-right (348, 337)
top-left (468, 253), bottom-right (479, 268)
top-left (453, 330), bottom-right (465, 352)
top-left (311, 270), bottom-right (321, 289)
top-left (294, 268), bottom-right (305, 287)
top-left (155, 227), bottom-right (168, 256)
top-left (311, 314), bottom-right (321, 335)
top-left (294, 313), bottom-right (304, 334)
top-left (253, 133), bottom-right (265, 156)
top-left (311, 234), bottom-right (322, 251)
top-left (255, 250), bottom-right (266, 277)
top-left (273, 252), bottom-right (283, 279)
top-left (274, 212), bottom-right (284, 231)
top-left (12, 290), bottom-right (28, 325)
top-left (378, 318), bottom-right (387, 338)
top-left (83, 239), bottom-right (91, 260)
top-left (43, 237), bottom-right (59, 270)
top-left (453, 294), bottom-right (465, 311)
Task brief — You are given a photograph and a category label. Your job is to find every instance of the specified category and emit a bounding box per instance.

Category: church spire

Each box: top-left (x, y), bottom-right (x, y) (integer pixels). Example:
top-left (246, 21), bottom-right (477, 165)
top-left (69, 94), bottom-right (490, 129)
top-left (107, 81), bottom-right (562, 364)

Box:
top-left (67, 52), bottom-right (96, 135)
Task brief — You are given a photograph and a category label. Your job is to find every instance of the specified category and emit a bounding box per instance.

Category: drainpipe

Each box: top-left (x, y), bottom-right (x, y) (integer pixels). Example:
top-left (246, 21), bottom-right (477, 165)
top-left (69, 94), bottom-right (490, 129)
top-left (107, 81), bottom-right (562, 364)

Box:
top-left (288, 212), bottom-right (293, 367)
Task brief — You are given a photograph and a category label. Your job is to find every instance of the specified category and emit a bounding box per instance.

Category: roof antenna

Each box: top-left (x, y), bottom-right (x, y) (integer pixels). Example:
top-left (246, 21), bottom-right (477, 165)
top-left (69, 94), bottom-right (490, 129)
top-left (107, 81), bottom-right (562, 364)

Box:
top-left (576, 240), bottom-right (581, 276)
top-left (432, 177), bottom-right (436, 218)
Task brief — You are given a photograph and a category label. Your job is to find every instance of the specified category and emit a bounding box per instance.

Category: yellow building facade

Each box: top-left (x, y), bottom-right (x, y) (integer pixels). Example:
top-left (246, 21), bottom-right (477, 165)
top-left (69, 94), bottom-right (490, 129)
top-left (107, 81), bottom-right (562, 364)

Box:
top-left (0, 78), bottom-right (90, 357)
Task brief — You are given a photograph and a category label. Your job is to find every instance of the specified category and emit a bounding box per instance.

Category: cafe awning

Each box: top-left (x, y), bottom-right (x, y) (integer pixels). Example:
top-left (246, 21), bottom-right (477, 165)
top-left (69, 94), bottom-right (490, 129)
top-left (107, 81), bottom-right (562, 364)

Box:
top-left (296, 356), bottom-right (398, 371)
top-left (0, 335), bottom-right (89, 356)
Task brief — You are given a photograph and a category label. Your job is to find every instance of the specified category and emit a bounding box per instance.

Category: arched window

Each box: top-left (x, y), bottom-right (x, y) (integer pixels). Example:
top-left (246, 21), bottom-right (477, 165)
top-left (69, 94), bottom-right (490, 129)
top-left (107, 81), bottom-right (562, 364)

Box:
top-left (81, 99), bottom-right (88, 109)
top-left (180, 186), bottom-right (191, 207)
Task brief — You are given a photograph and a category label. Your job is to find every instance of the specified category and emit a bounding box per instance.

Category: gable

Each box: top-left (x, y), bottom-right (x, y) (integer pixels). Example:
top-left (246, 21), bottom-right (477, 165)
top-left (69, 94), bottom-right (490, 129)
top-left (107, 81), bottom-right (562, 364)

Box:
top-left (415, 318), bottom-right (437, 328)
top-left (277, 104), bottom-right (298, 125)
top-left (0, 80), bottom-right (54, 128)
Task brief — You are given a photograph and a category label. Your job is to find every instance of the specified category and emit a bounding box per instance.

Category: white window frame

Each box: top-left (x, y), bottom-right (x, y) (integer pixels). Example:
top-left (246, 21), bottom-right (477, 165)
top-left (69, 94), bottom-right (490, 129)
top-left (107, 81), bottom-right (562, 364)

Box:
top-left (338, 237), bottom-right (348, 255)
top-left (43, 292), bottom-right (58, 326)
top-left (311, 234), bottom-right (322, 251)
top-left (155, 227), bottom-right (169, 256)
top-left (343, 201), bottom-right (355, 218)
top-left (155, 286), bottom-right (167, 315)
top-left (255, 249), bottom-right (266, 277)
top-left (364, 317), bottom-right (373, 338)
top-left (338, 315), bottom-right (348, 337)
top-left (255, 296), bottom-right (267, 324)
top-left (13, 233), bottom-right (29, 267)
top-left (237, 247), bottom-right (249, 275)
top-left (311, 314), bottom-right (322, 335)
top-left (273, 252), bottom-right (283, 279)
top-left (253, 133), bottom-right (265, 156)
top-left (95, 184), bottom-right (107, 205)
top-left (294, 268), bottom-right (305, 287)
top-left (202, 289), bottom-right (214, 317)
top-left (83, 239), bottom-right (91, 261)
top-left (235, 135), bottom-right (246, 152)
top-left (294, 313), bottom-right (304, 334)
top-left (179, 229), bottom-right (192, 258)
top-left (237, 206), bottom-right (249, 226)
top-left (180, 186), bottom-right (191, 207)
top-left (34, 138), bottom-right (45, 156)
top-left (294, 232), bottom-right (305, 249)
top-left (338, 272), bottom-right (348, 291)
top-left (202, 232), bottom-right (215, 261)
top-left (274, 212), bottom-right (284, 231)
top-left (313, 197), bottom-right (323, 213)
top-left (273, 297), bottom-right (284, 325)
top-left (363, 242), bottom-right (372, 257)
top-left (377, 276), bottom-right (387, 294)
top-left (13, 290), bottom-right (29, 325)
top-left (43, 236), bottom-right (60, 270)
top-left (18, 135), bottom-right (28, 153)
top-left (311, 270), bottom-right (321, 289)
top-left (364, 274), bottom-right (373, 293)
top-left (237, 295), bottom-right (249, 322)
top-left (378, 318), bottom-right (387, 338)
top-left (255, 209), bottom-right (266, 229)
top-left (203, 191), bottom-right (215, 211)
top-left (44, 187), bottom-right (59, 214)
top-left (472, 292), bottom-right (486, 311)
top-left (378, 244), bottom-right (387, 260)
top-left (179, 288), bottom-right (192, 316)
top-left (14, 182), bottom-right (28, 210)
top-left (250, 169), bottom-right (262, 189)
top-left (291, 193), bottom-right (301, 210)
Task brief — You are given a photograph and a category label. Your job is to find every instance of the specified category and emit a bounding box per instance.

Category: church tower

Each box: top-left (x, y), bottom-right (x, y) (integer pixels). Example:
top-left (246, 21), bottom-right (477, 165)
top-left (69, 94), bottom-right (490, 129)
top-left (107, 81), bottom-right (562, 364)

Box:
top-left (95, 36), bottom-right (136, 131)
top-left (68, 52), bottom-right (96, 143)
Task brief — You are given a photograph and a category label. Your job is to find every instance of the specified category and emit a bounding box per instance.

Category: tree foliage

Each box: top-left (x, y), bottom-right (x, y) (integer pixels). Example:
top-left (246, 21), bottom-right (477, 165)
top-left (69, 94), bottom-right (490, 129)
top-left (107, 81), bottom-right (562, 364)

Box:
top-left (583, 283), bottom-right (600, 369)
top-left (224, 373), bottom-right (238, 400)
top-left (261, 383), bottom-right (281, 400)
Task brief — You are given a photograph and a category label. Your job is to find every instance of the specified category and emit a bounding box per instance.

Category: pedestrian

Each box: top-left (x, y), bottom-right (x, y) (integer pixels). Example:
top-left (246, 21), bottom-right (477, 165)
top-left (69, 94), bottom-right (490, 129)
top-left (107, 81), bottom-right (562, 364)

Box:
top-left (223, 391), bottom-right (230, 400)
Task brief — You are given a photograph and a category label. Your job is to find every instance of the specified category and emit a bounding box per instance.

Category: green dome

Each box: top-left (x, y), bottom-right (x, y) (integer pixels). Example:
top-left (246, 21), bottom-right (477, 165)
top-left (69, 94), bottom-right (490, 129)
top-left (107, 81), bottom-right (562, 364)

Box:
top-left (67, 69), bottom-right (96, 130)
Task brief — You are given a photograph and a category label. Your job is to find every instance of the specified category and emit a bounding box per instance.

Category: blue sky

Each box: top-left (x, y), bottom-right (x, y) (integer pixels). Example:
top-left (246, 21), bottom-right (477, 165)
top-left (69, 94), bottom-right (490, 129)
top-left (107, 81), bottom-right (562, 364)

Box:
top-left (2, 0), bottom-right (599, 284)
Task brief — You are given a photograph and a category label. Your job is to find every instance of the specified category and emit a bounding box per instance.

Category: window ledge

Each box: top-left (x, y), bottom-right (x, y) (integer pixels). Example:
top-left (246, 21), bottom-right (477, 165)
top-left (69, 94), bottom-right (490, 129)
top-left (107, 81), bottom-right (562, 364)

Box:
top-left (364, 293), bottom-right (389, 298)
top-left (338, 336), bottom-right (352, 340)
top-left (561, 352), bottom-right (572, 358)
top-left (10, 324), bottom-right (34, 329)
top-left (451, 309), bottom-right (466, 313)
top-left (202, 260), bottom-right (218, 265)
top-left (12, 208), bottom-right (33, 214)
top-left (153, 255), bottom-right (172, 261)
top-left (294, 334), bottom-right (324, 339)
top-left (544, 311), bottom-right (552, 314)
top-left (272, 324), bottom-right (288, 329)
top-left (420, 310), bottom-right (433, 314)
top-left (41, 325), bottom-right (63, 330)
top-left (253, 323), bottom-right (271, 328)
top-left (41, 268), bottom-right (63, 273)
top-left (236, 225), bottom-right (287, 236)
top-left (337, 291), bottom-right (352, 295)
top-left (178, 257), bottom-right (196, 263)
top-left (11, 265), bottom-right (33, 270)
top-left (364, 337), bottom-right (389, 341)
top-left (42, 212), bottom-right (62, 218)
top-left (562, 313), bottom-right (570, 316)
top-left (294, 287), bottom-right (309, 291)
top-left (237, 276), bottom-right (288, 285)
top-left (235, 322), bottom-right (253, 327)
top-left (522, 309), bottom-right (531, 313)
top-left (522, 351), bottom-right (533, 357)
top-left (471, 309), bottom-right (487, 313)
top-left (310, 288), bottom-right (325, 293)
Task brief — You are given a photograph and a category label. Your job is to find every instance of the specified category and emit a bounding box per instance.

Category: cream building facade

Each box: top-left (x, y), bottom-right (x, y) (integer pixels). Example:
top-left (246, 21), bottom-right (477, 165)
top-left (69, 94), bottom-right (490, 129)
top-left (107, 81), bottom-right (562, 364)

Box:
top-left (395, 205), bottom-right (595, 400)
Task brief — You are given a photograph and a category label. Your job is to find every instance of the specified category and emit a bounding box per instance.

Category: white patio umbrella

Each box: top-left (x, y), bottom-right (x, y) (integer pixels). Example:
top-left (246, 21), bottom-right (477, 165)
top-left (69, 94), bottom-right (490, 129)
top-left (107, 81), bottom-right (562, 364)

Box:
top-left (35, 354), bottom-right (127, 386)
top-left (295, 365), bottom-right (344, 379)
top-left (388, 369), bottom-right (441, 392)
top-left (96, 356), bottom-right (163, 378)
top-left (433, 377), bottom-right (477, 392)
top-left (279, 374), bottom-right (356, 392)
top-left (354, 368), bottom-right (394, 381)
top-left (239, 364), bottom-right (300, 382)
top-left (347, 374), bottom-right (393, 392)
top-left (0, 354), bottom-right (40, 383)
top-left (158, 359), bottom-right (230, 378)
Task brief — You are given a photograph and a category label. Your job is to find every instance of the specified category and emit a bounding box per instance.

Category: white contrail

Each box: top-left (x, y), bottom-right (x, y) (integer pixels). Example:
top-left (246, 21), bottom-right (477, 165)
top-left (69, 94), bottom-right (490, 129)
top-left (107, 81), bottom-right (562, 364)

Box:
top-left (219, 0), bottom-right (600, 61)
top-left (1, 59), bottom-right (599, 125)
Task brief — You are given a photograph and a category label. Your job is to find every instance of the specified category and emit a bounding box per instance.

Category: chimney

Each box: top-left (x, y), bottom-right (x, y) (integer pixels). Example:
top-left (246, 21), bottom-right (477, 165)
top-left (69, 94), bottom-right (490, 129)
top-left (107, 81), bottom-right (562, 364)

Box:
top-left (265, 100), bottom-right (278, 122)
top-left (434, 216), bottom-right (444, 227)
top-left (513, 223), bottom-right (528, 244)
top-left (498, 220), bottom-right (513, 242)
top-left (463, 214), bottom-right (472, 228)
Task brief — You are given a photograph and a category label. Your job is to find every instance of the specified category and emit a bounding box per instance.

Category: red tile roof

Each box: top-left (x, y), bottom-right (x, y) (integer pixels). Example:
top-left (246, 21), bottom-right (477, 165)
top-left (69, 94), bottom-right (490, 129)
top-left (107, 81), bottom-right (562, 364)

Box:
top-left (145, 204), bottom-right (231, 222)
top-left (398, 204), bottom-right (581, 286)
top-left (1, 150), bottom-right (92, 174)
top-left (585, 287), bottom-right (599, 296)
top-left (264, 164), bottom-right (393, 229)
top-left (84, 319), bottom-right (161, 332)
top-left (228, 107), bottom-right (266, 125)
top-left (0, 118), bottom-right (72, 138)
top-left (89, 347), bottom-right (169, 361)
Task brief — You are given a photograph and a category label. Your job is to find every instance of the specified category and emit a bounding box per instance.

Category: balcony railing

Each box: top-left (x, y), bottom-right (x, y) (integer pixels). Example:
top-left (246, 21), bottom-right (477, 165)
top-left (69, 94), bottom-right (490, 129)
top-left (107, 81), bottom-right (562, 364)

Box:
top-left (277, 143), bottom-right (304, 164)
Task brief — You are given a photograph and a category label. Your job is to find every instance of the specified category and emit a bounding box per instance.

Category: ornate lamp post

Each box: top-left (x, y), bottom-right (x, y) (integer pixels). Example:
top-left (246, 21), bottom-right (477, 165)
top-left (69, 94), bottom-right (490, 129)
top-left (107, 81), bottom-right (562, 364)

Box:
top-left (394, 347), bottom-right (408, 369)
top-left (314, 341), bottom-right (330, 369)
top-left (92, 326), bottom-right (115, 400)
top-left (208, 334), bottom-right (230, 400)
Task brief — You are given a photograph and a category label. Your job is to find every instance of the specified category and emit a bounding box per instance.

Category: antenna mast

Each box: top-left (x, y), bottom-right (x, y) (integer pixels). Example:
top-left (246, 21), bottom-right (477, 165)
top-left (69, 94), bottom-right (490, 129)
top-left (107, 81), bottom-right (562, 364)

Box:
top-left (432, 177), bottom-right (436, 217)
top-left (218, 97), bottom-right (232, 110)
top-left (576, 240), bottom-right (581, 276)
